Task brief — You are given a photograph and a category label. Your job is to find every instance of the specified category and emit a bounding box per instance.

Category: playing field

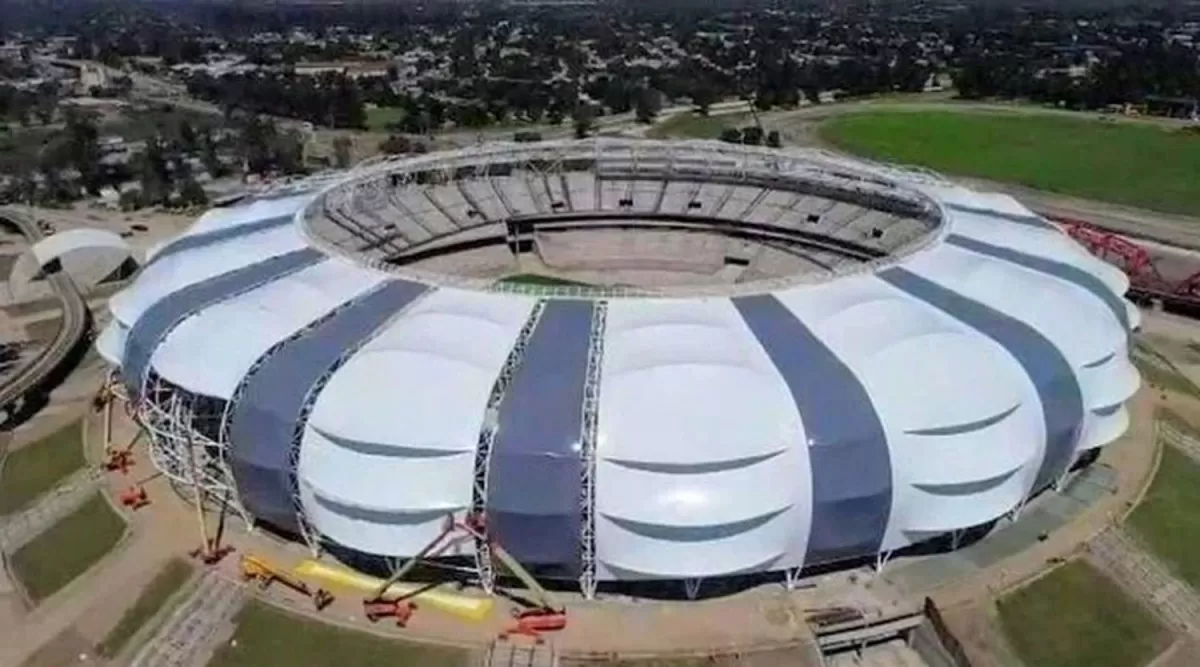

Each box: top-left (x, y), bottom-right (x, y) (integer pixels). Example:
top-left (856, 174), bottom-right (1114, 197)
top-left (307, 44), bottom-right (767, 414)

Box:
top-left (997, 560), bottom-right (1170, 667)
top-left (10, 493), bottom-right (127, 602)
top-left (364, 106), bottom-right (407, 132)
top-left (647, 112), bottom-right (745, 140)
top-left (819, 110), bottom-right (1200, 216)
top-left (1128, 435), bottom-right (1200, 590)
top-left (207, 601), bottom-right (471, 667)
top-left (0, 420), bottom-right (86, 515)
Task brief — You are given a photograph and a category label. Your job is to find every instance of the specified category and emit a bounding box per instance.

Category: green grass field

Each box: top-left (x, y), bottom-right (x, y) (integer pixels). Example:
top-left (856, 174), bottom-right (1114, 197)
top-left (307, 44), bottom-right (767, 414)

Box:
top-left (496, 273), bottom-right (591, 287)
top-left (98, 559), bottom-right (195, 658)
top-left (0, 420), bottom-right (86, 515)
top-left (997, 560), bottom-right (1170, 667)
top-left (365, 106), bottom-right (407, 132)
top-left (10, 494), bottom-right (126, 602)
top-left (1128, 443), bottom-right (1200, 590)
top-left (207, 601), bottom-right (470, 667)
top-left (819, 111), bottom-right (1200, 216)
top-left (647, 112), bottom-right (744, 139)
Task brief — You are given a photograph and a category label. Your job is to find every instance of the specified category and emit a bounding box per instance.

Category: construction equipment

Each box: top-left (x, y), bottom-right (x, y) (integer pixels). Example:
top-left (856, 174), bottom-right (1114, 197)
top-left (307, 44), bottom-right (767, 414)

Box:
top-left (364, 512), bottom-right (566, 640)
top-left (103, 448), bottom-right (135, 474)
top-left (369, 514), bottom-right (472, 600)
top-left (358, 511), bottom-right (566, 639)
top-left (188, 538), bottom-right (235, 565)
top-left (485, 522), bottom-right (567, 642)
top-left (363, 598), bottom-right (418, 627)
top-left (240, 554), bottom-right (334, 610)
top-left (296, 560), bottom-right (494, 621)
top-left (118, 486), bottom-right (149, 510)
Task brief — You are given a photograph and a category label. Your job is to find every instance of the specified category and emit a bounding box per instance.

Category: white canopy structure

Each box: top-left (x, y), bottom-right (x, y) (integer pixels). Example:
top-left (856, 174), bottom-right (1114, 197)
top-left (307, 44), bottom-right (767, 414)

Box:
top-left (10, 228), bottom-right (133, 301)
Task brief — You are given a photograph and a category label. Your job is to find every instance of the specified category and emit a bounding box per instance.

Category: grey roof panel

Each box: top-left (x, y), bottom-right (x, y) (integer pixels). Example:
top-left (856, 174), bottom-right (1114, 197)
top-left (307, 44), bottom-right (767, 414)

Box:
top-left (947, 234), bottom-right (1129, 331)
top-left (944, 203), bottom-right (1058, 231)
top-left (148, 214), bottom-right (295, 267)
top-left (879, 267), bottom-right (1084, 491)
top-left (733, 294), bottom-right (892, 566)
top-left (122, 248), bottom-right (323, 396)
top-left (227, 279), bottom-right (430, 534)
top-left (487, 299), bottom-right (594, 570)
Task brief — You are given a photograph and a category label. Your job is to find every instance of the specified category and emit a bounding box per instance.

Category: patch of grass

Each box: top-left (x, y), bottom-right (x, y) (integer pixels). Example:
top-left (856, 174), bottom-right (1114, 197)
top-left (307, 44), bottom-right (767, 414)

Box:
top-left (647, 112), bottom-right (743, 139)
top-left (1129, 445), bottom-right (1200, 590)
top-left (364, 106), bottom-right (407, 132)
top-left (997, 560), bottom-right (1170, 667)
top-left (98, 558), bottom-right (194, 658)
top-left (207, 600), bottom-right (470, 667)
top-left (0, 420), bottom-right (86, 515)
top-left (819, 111), bottom-right (1200, 216)
top-left (10, 493), bottom-right (126, 602)
top-left (1132, 353), bottom-right (1200, 398)
top-left (496, 273), bottom-right (591, 287)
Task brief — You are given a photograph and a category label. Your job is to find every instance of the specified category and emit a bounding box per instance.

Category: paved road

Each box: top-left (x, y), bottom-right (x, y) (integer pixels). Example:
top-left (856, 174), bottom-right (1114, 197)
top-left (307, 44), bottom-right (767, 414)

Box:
top-left (0, 209), bottom-right (89, 418)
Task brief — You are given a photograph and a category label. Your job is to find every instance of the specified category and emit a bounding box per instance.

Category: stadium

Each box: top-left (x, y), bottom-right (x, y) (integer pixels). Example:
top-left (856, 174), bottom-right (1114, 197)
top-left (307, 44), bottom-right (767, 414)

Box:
top-left (93, 137), bottom-right (1139, 600)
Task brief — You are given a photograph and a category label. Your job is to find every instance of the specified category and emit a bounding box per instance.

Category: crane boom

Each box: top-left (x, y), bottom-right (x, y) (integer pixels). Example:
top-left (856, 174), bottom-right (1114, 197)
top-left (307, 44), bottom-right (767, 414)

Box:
top-left (489, 542), bottom-right (563, 613)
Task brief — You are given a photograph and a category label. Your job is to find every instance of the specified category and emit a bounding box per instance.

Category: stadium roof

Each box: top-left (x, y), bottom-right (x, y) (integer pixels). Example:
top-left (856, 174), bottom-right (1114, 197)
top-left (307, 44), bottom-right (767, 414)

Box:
top-left (97, 139), bottom-right (1140, 592)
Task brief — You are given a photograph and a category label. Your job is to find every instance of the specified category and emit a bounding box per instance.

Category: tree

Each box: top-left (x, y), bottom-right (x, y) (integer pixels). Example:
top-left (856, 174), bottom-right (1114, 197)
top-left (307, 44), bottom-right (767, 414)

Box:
top-left (178, 176), bottom-right (208, 207)
top-left (138, 137), bottom-right (171, 206)
top-left (378, 134), bottom-right (427, 155)
top-left (61, 109), bottom-right (102, 195)
top-left (634, 88), bottom-right (662, 124)
top-left (692, 85), bottom-right (716, 116)
top-left (332, 136), bottom-right (353, 169)
top-left (572, 104), bottom-right (595, 139)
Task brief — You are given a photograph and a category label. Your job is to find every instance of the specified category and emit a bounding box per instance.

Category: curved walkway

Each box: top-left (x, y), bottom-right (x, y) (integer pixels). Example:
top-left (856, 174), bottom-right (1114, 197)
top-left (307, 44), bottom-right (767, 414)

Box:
top-left (0, 207), bottom-right (89, 418)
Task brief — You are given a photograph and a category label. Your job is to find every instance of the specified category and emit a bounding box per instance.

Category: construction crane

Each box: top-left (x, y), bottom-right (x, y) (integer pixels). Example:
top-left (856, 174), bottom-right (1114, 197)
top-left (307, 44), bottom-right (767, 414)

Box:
top-left (241, 554), bottom-right (334, 610)
top-left (364, 512), bottom-right (566, 639)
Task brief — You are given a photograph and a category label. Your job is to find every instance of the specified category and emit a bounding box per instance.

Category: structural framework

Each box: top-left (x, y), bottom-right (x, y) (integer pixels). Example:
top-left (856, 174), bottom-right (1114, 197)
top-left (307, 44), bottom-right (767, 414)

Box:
top-left (94, 139), bottom-right (1140, 599)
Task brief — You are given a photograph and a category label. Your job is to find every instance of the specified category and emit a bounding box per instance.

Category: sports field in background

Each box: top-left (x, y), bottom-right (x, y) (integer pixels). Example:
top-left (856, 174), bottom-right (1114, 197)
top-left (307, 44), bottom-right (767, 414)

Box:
top-left (819, 110), bottom-right (1200, 216)
top-left (997, 559), bottom-right (1170, 667)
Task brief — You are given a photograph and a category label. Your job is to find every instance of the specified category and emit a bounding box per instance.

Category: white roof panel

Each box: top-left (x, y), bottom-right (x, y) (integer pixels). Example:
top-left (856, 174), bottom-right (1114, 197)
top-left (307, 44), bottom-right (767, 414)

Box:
top-left (109, 223), bottom-right (306, 328)
top-left (306, 289), bottom-right (536, 451)
top-left (149, 259), bottom-right (386, 399)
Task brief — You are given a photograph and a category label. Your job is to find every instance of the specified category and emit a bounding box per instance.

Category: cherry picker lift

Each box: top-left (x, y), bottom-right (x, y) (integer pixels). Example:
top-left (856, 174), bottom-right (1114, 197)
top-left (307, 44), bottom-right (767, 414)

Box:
top-left (362, 512), bottom-right (566, 639)
top-left (241, 554), bottom-right (334, 610)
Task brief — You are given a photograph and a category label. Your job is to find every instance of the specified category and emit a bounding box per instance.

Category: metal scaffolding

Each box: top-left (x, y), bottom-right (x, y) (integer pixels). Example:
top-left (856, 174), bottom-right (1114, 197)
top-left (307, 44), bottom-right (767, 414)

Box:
top-left (136, 371), bottom-right (251, 528)
top-left (578, 300), bottom-right (608, 599)
top-left (471, 300), bottom-right (547, 593)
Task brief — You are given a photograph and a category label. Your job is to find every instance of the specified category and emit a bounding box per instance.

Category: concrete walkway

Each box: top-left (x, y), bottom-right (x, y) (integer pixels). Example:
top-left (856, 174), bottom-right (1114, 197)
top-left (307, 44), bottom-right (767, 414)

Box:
top-left (0, 466), bottom-right (104, 552)
top-left (1086, 527), bottom-right (1200, 638)
top-left (130, 570), bottom-right (247, 667)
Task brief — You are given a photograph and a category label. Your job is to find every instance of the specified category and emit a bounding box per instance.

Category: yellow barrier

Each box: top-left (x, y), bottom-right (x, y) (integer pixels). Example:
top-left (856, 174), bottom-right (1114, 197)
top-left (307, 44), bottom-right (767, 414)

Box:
top-left (295, 560), bottom-right (495, 622)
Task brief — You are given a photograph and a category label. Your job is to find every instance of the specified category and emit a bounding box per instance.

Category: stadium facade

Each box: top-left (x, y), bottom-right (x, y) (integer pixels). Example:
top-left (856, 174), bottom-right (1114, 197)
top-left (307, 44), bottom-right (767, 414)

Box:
top-left (95, 139), bottom-right (1139, 597)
